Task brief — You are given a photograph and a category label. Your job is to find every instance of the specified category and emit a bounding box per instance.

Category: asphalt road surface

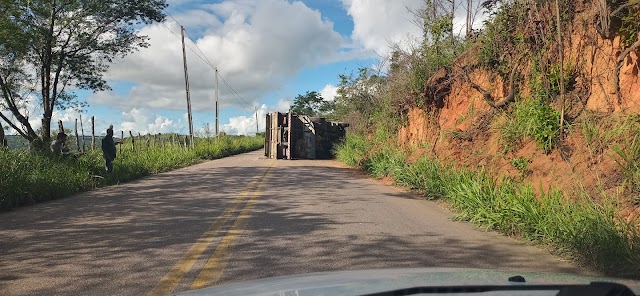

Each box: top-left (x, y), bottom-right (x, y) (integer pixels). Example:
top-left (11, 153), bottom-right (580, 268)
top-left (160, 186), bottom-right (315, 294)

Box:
top-left (0, 150), bottom-right (589, 296)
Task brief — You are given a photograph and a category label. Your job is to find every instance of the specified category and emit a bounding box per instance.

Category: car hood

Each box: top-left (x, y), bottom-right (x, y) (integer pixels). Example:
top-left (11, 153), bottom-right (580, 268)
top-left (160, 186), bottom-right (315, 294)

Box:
top-left (174, 268), bottom-right (640, 296)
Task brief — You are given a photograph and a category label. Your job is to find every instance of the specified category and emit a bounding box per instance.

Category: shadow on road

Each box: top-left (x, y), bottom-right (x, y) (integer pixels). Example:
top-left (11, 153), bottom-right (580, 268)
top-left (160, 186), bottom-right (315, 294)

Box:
top-left (0, 156), bottom-right (586, 296)
top-left (215, 162), bottom-right (586, 285)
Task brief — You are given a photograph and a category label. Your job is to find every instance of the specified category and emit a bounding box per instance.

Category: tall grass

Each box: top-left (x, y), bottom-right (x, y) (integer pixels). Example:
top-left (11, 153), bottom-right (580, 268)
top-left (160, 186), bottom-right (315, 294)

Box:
top-left (498, 98), bottom-right (561, 153)
top-left (335, 133), bottom-right (369, 167)
top-left (336, 133), bottom-right (640, 278)
top-left (0, 136), bottom-right (264, 211)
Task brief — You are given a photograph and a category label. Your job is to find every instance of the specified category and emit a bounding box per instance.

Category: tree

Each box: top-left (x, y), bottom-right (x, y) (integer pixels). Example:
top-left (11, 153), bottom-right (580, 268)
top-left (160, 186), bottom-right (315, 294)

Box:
top-left (333, 67), bottom-right (388, 134)
top-left (0, 120), bottom-right (7, 148)
top-left (0, 0), bottom-right (166, 145)
top-left (289, 91), bottom-right (334, 117)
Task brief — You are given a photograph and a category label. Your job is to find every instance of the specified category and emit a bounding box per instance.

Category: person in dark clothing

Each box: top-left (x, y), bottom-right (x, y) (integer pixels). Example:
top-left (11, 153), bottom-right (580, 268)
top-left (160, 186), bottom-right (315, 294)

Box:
top-left (50, 132), bottom-right (70, 156)
top-left (101, 125), bottom-right (119, 172)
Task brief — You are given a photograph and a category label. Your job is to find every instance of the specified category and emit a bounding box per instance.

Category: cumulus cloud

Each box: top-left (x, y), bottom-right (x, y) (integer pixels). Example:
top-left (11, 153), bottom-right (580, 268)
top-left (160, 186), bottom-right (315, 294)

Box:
top-left (341, 0), bottom-right (488, 57)
top-left (221, 98), bottom-right (296, 135)
top-left (341, 0), bottom-right (424, 57)
top-left (320, 84), bottom-right (338, 101)
top-left (274, 99), bottom-right (292, 112)
top-left (221, 104), bottom-right (266, 136)
top-left (119, 108), bottom-right (184, 135)
top-left (91, 0), bottom-right (344, 113)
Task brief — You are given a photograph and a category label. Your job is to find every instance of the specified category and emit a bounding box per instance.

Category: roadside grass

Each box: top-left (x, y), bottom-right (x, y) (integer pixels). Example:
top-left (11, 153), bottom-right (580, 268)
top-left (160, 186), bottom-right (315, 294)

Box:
top-left (580, 114), bottom-right (640, 200)
top-left (580, 114), bottom-right (640, 157)
top-left (0, 136), bottom-right (264, 211)
top-left (497, 98), bottom-right (561, 154)
top-left (612, 134), bottom-right (640, 194)
top-left (335, 133), bottom-right (640, 278)
top-left (335, 133), bottom-right (369, 167)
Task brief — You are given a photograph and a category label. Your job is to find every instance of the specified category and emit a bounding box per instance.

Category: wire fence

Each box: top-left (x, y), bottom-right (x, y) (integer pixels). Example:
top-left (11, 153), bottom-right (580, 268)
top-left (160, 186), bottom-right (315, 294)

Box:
top-left (0, 116), bottom-right (220, 154)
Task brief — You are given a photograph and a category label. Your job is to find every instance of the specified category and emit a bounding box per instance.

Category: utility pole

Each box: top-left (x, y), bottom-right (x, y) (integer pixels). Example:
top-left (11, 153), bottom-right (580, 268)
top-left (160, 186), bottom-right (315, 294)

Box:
top-left (181, 25), bottom-right (194, 147)
top-left (255, 106), bottom-right (259, 134)
top-left (215, 67), bottom-right (219, 138)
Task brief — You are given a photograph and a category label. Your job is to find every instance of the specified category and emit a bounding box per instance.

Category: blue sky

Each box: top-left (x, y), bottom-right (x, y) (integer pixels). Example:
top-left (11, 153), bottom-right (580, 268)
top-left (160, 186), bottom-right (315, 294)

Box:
top-left (46, 0), bottom-right (427, 136)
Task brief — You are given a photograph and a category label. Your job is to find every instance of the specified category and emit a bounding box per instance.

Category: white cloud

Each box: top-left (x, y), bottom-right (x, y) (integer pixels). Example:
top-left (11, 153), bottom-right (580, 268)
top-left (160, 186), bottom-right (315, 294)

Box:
top-left (119, 108), bottom-right (184, 135)
top-left (221, 104), bottom-right (266, 136)
top-left (342, 0), bottom-right (489, 57)
top-left (91, 0), bottom-right (344, 113)
top-left (341, 0), bottom-right (423, 57)
top-left (221, 99), bottom-right (296, 135)
top-left (320, 84), bottom-right (338, 101)
top-left (274, 99), bottom-right (292, 112)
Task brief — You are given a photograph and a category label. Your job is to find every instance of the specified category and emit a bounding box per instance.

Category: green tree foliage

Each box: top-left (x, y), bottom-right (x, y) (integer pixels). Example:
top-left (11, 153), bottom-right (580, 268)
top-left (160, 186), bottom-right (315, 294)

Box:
top-left (0, 0), bottom-right (166, 144)
top-left (334, 68), bottom-right (386, 131)
top-left (333, 0), bottom-right (469, 134)
top-left (608, 0), bottom-right (640, 46)
top-left (289, 91), bottom-right (335, 117)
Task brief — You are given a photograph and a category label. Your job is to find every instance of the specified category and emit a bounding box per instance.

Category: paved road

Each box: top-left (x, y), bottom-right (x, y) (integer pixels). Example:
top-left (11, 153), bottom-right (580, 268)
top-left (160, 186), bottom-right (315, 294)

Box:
top-left (0, 151), bottom-right (588, 295)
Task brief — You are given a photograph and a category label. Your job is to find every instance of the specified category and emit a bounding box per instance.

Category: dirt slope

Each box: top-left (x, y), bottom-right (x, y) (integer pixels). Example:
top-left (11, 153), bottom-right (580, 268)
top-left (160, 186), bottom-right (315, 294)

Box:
top-left (397, 0), bottom-right (640, 215)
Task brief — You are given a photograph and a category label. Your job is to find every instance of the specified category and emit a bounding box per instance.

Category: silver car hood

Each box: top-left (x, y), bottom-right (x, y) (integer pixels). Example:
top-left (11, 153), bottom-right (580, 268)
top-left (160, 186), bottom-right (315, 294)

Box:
top-left (174, 268), bottom-right (640, 296)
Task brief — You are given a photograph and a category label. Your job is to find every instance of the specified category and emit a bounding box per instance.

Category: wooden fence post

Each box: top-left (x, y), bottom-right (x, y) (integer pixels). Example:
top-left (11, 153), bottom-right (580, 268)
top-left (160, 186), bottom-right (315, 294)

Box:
top-left (138, 132), bottom-right (142, 151)
top-left (91, 116), bottom-right (95, 150)
top-left (79, 114), bottom-right (86, 153)
top-left (74, 119), bottom-right (80, 152)
top-left (120, 130), bottom-right (123, 156)
top-left (129, 131), bottom-right (135, 152)
top-left (183, 135), bottom-right (188, 149)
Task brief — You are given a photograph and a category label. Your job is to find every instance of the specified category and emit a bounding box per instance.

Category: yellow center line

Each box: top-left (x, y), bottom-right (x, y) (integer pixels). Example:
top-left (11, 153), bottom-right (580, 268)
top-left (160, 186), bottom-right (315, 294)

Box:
top-left (190, 163), bottom-right (274, 290)
top-left (146, 168), bottom-right (269, 296)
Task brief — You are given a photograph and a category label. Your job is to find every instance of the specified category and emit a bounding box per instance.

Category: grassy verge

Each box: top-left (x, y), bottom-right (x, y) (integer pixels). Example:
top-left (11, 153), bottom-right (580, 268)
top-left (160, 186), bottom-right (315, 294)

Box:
top-left (335, 133), bottom-right (640, 278)
top-left (0, 136), bottom-right (264, 211)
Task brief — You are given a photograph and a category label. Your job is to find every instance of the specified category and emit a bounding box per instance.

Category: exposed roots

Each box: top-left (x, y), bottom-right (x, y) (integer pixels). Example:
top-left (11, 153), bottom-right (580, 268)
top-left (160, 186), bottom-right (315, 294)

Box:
top-left (463, 54), bottom-right (525, 109)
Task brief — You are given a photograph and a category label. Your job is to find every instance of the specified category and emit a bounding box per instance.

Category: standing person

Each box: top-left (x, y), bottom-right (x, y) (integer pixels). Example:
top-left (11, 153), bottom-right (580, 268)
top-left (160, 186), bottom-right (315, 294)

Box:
top-left (50, 132), bottom-right (70, 156)
top-left (101, 125), bottom-right (119, 172)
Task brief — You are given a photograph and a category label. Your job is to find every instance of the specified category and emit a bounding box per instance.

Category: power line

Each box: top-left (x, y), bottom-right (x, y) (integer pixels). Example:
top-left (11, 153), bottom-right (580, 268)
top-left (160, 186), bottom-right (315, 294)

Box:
top-left (160, 22), bottom-right (213, 69)
top-left (161, 13), bottom-right (256, 116)
top-left (167, 13), bottom-right (180, 25)
top-left (166, 12), bottom-right (216, 69)
top-left (220, 78), bottom-right (250, 112)
top-left (219, 74), bottom-right (250, 106)
top-left (184, 29), bottom-right (215, 68)
top-left (219, 73), bottom-right (254, 112)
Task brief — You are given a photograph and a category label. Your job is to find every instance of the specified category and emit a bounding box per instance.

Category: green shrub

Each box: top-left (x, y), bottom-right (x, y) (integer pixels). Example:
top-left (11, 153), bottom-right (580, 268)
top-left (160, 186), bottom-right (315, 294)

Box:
top-left (499, 98), bottom-right (561, 153)
top-left (363, 147), bottom-right (405, 179)
top-left (334, 134), bottom-right (369, 167)
top-left (510, 157), bottom-right (532, 177)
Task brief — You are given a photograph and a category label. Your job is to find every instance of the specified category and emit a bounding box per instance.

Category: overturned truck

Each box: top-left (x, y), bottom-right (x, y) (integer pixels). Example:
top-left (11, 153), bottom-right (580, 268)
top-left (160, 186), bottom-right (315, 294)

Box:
top-left (264, 112), bottom-right (348, 159)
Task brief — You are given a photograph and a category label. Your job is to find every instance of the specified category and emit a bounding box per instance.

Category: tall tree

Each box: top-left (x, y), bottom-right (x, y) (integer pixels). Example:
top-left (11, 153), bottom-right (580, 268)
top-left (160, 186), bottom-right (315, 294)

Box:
top-left (0, 0), bottom-right (166, 144)
top-left (0, 120), bottom-right (7, 148)
top-left (289, 91), bottom-right (334, 117)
